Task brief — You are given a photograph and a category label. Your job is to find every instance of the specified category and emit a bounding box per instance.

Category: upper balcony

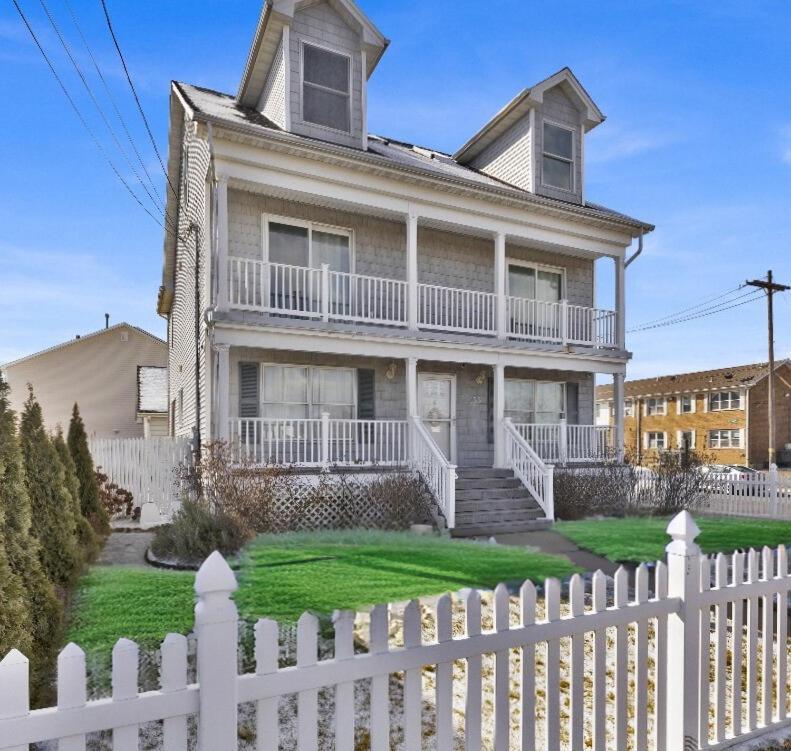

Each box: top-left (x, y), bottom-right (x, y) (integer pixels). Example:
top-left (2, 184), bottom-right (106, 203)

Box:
top-left (225, 258), bottom-right (618, 349)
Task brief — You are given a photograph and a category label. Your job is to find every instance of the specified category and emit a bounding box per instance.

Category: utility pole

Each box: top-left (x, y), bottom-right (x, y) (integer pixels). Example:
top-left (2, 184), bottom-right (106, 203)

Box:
top-left (746, 270), bottom-right (790, 467)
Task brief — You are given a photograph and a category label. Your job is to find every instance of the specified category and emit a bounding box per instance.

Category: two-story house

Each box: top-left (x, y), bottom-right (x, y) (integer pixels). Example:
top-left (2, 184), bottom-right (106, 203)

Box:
top-left (158, 0), bottom-right (652, 535)
top-left (595, 361), bottom-right (791, 468)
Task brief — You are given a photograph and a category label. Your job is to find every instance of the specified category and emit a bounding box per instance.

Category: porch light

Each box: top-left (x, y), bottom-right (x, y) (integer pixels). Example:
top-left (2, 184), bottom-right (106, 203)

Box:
top-left (475, 370), bottom-right (487, 385)
top-left (386, 362), bottom-right (397, 380)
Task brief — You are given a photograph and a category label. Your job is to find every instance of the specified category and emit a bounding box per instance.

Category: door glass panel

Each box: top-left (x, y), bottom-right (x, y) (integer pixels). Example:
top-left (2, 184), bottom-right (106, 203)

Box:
top-left (508, 265), bottom-right (535, 299)
top-left (268, 223), bottom-right (309, 266)
top-left (536, 270), bottom-right (562, 302)
top-left (420, 377), bottom-right (453, 459)
top-left (312, 230), bottom-right (350, 272)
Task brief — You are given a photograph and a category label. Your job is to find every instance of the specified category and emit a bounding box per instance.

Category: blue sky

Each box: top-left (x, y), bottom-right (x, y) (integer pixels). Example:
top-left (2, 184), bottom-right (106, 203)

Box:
top-left (1, 0), bottom-right (790, 378)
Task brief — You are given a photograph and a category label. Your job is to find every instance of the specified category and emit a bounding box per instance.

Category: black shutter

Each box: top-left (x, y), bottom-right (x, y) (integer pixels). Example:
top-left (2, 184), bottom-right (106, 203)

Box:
top-left (487, 376), bottom-right (494, 444)
top-left (566, 382), bottom-right (579, 424)
top-left (239, 362), bottom-right (260, 417)
top-left (357, 369), bottom-right (375, 419)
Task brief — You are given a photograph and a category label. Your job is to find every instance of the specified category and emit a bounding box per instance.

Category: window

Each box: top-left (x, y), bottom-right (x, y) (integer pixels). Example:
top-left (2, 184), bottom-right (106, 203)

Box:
top-left (266, 217), bottom-right (352, 273)
top-left (709, 391), bottom-right (741, 411)
top-left (302, 43), bottom-right (351, 132)
top-left (542, 122), bottom-right (574, 191)
top-left (624, 399), bottom-right (634, 417)
top-left (262, 365), bottom-right (356, 419)
top-left (708, 429), bottom-right (742, 448)
top-left (646, 432), bottom-right (666, 450)
top-left (507, 261), bottom-right (564, 302)
top-left (645, 397), bottom-right (666, 416)
top-left (678, 394), bottom-right (694, 414)
top-left (505, 379), bottom-right (566, 423)
top-left (677, 430), bottom-right (696, 450)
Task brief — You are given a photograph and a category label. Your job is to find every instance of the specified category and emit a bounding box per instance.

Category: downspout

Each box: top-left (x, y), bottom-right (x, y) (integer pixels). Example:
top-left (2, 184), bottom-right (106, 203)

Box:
top-left (624, 232), bottom-right (644, 268)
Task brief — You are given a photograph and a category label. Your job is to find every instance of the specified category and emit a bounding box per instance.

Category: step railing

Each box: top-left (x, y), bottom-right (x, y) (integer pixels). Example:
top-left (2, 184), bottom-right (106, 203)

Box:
top-left (503, 417), bottom-right (554, 520)
top-left (514, 421), bottom-right (612, 463)
top-left (227, 258), bottom-right (616, 347)
top-left (230, 416), bottom-right (409, 467)
top-left (410, 417), bottom-right (456, 528)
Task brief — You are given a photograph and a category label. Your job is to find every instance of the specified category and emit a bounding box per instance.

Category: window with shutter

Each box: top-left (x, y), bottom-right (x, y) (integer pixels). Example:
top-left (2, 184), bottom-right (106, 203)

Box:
top-left (566, 383), bottom-right (579, 424)
top-left (239, 362), bottom-right (260, 418)
top-left (357, 369), bottom-right (376, 420)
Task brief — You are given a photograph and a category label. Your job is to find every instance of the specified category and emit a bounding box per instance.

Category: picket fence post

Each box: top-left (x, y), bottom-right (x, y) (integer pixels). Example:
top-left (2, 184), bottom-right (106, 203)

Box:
top-left (769, 463), bottom-right (780, 517)
top-left (665, 511), bottom-right (702, 751)
top-left (194, 551), bottom-right (239, 751)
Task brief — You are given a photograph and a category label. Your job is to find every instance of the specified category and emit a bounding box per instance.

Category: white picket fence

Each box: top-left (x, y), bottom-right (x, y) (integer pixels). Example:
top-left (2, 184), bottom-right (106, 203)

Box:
top-left (89, 436), bottom-right (192, 519)
top-left (3, 512), bottom-right (791, 750)
top-left (700, 466), bottom-right (791, 520)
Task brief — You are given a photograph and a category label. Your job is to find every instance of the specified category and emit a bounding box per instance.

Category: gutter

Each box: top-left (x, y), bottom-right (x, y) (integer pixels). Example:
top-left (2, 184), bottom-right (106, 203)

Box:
top-left (624, 232), bottom-right (644, 268)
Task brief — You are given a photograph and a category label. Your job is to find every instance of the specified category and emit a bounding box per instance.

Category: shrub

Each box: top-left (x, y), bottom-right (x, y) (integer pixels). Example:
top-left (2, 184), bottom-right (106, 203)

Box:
top-left (95, 467), bottom-right (136, 519)
top-left (68, 403), bottom-right (110, 537)
top-left (20, 389), bottom-right (83, 589)
top-left (637, 449), bottom-right (710, 515)
top-left (150, 498), bottom-right (251, 564)
top-left (553, 459), bottom-right (640, 520)
top-left (0, 376), bottom-right (62, 705)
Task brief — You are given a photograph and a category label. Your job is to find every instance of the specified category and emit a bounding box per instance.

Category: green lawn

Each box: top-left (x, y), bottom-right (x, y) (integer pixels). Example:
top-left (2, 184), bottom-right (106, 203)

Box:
top-left (556, 516), bottom-right (791, 564)
top-left (67, 530), bottom-right (577, 652)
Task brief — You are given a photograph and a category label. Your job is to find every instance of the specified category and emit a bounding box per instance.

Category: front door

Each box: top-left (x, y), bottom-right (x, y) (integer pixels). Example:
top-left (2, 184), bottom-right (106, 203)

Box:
top-left (418, 374), bottom-right (456, 462)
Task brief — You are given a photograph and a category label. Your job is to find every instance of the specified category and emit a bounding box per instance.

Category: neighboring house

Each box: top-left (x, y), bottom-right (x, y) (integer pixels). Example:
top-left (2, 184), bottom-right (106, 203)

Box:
top-left (1, 323), bottom-right (167, 439)
top-left (595, 361), bottom-right (791, 468)
top-left (137, 366), bottom-right (169, 437)
top-left (158, 0), bottom-right (652, 534)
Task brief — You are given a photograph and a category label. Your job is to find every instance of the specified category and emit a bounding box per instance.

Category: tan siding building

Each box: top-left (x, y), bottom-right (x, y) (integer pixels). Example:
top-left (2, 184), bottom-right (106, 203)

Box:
top-left (1, 324), bottom-right (167, 439)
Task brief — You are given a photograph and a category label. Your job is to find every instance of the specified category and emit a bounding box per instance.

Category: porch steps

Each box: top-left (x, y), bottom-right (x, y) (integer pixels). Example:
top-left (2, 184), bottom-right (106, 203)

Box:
top-left (451, 467), bottom-right (551, 537)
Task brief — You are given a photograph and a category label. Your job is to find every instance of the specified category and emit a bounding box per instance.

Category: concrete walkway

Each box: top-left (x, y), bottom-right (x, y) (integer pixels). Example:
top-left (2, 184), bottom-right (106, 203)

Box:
top-left (491, 529), bottom-right (619, 575)
top-left (97, 532), bottom-right (154, 566)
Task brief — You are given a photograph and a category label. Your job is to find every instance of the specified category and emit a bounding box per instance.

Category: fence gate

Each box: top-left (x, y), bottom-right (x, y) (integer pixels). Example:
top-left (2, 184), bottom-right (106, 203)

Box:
top-left (89, 436), bottom-right (192, 519)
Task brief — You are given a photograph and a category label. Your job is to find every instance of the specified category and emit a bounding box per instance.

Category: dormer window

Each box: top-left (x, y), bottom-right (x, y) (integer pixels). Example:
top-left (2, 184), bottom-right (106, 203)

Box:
top-left (302, 43), bottom-right (351, 133)
top-left (542, 122), bottom-right (574, 191)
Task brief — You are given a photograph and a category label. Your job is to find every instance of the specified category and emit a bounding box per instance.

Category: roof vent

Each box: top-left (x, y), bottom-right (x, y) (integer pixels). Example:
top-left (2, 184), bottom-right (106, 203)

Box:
top-left (724, 372), bottom-right (733, 379)
top-left (75, 334), bottom-right (81, 339)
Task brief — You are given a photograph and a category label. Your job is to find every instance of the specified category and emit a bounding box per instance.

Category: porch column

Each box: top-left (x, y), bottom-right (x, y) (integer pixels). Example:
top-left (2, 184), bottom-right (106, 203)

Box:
top-left (405, 356), bottom-right (418, 418)
top-left (615, 255), bottom-right (626, 349)
top-left (216, 176), bottom-right (229, 312)
top-left (613, 372), bottom-right (625, 462)
top-left (493, 363), bottom-right (506, 468)
top-left (406, 209), bottom-right (419, 330)
top-left (216, 343), bottom-right (230, 442)
top-left (494, 231), bottom-right (507, 339)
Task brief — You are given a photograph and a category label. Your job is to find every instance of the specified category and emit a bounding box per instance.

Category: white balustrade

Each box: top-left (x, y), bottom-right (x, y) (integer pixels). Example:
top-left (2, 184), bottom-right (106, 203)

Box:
top-left (326, 269), bottom-right (408, 326)
top-left (418, 283), bottom-right (496, 334)
top-left (514, 422), bottom-right (612, 463)
top-left (410, 417), bottom-right (456, 527)
top-left (502, 418), bottom-right (554, 519)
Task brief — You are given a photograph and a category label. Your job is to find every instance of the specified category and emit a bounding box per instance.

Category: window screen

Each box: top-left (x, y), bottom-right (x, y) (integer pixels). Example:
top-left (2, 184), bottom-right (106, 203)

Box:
top-left (303, 44), bottom-right (351, 132)
top-left (543, 123), bottom-right (574, 191)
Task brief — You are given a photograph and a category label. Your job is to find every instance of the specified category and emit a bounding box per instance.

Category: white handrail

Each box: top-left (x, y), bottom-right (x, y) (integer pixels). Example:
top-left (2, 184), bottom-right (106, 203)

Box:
top-left (410, 417), bottom-right (456, 528)
top-left (418, 283), bottom-right (496, 334)
top-left (514, 422), bottom-right (612, 463)
top-left (503, 418), bottom-right (554, 520)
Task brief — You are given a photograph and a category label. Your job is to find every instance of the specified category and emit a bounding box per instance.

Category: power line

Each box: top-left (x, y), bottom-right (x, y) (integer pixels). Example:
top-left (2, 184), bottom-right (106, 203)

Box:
top-left (36, 0), bottom-right (166, 217)
top-left (628, 292), bottom-right (763, 333)
top-left (99, 0), bottom-right (179, 203)
top-left (9, 0), bottom-right (175, 236)
top-left (62, 0), bottom-right (163, 205)
top-left (629, 283), bottom-right (748, 330)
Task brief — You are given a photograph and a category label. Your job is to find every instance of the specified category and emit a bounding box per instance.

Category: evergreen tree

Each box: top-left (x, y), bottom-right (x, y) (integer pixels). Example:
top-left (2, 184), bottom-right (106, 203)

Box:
top-left (0, 376), bottom-right (62, 704)
top-left (20, 389), bottom-right (82, 589)
top-left (53, 428), bottom-right (100, 564)
top-left (67, 403), bottom-right (109, 536)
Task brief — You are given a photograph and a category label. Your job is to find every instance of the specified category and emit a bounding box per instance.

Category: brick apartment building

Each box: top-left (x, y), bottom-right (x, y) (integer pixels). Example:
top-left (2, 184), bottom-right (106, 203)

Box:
top-left (595, 361), bottom-right (791, 468)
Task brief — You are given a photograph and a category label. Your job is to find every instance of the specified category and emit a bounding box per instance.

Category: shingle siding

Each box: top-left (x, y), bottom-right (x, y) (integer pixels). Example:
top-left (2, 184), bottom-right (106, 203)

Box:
top-left (258, 36), bottom-right (286, 128)
top-left (288, 2), bottom-right (364, 149)
top-left (469, 115), bottom-right (533, 191)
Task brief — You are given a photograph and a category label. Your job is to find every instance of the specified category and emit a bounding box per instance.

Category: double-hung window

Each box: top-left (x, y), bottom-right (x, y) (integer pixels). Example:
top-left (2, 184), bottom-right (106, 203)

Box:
top-left (262, 365), bottom-right (356, 420)
top-left (646, 431), bottom-right (666, 450)
top-left (709, 391), bottom-right (741, 411)
top-left (708, 429), bottom-right (742, 448)
top-left (624, 399), bottom-right (634, 417)
top-left (645, 397), bottom-right (666, 416)
top-left (678, 394), bottom-right (694, 414)
top-left (542, 122), bottom-right (574, 191)
top-left (504, 380), bottom-right (566, 423)
top-left (302, 43), bottom-right (351, 133)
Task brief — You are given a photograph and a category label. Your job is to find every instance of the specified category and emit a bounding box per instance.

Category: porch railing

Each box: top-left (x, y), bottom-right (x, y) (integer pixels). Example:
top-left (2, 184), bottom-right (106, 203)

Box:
top-left (227, 258), bottom-right (618, 348)
top-left (230, 416), bottom-right (409, 467)
top-left (410, 417), bottom-right (456, 528)
top-left (502, 418), bottom-right (554, 520)
top-left (514, 421), bottom-right (612, 464)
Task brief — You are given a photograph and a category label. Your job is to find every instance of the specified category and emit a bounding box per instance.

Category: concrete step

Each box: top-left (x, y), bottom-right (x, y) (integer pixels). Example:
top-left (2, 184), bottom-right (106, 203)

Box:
top-left (456, 487), bottom-right (535, 502)
top-left (455, 477), bottom-right (523, 491)
top-left (456, 497), bottom-right (543, 513)
top-left (455, 467), bottom-right (515, 480)
top-left (451, 518), bottom-right (552, 537)
top-left (454, 508), bottom-right (545, 526)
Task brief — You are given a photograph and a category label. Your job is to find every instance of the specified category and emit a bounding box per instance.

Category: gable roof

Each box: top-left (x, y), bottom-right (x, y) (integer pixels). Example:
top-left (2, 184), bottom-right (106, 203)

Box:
top-left (237, 0), bottom-right (389, 108)
top-left (0, 323), bottom-right (165, 370)
top-left (595, 360), bottom-right (790, 400)
top-left (137, 366), bottom-right (168, 413)
top-left (454, 67), bottom-right (605, 164)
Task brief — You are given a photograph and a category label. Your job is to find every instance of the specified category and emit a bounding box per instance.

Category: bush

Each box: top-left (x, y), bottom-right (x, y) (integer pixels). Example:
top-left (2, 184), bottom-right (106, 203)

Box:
top-left (95, 467), bottom-right (136, 519)
top-left (150, 498), bottom-right (251, 564)
top-left (637, 449), bottom-right (710, 515)
top-left (553, 460), bottom-right (640, 520)
top-left (67, 403), bottom-right (110, 537)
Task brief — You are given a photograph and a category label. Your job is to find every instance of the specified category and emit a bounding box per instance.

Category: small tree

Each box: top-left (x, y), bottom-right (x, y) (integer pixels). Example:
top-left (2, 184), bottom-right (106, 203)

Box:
top-left (0, 376), bottom-right (62, 705)
top-left (20, 389), bottom-right (83, 589)
top-left (53, 428), bottom-right (101, 563)
top-left (67, 403), bottom-right (109, 536)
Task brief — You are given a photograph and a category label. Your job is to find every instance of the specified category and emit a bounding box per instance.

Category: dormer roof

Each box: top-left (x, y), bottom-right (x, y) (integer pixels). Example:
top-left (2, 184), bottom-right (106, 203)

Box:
top-left (454, 67), bottom-right (605, 164)
top-left (237, 0), bottom-right (389, 108)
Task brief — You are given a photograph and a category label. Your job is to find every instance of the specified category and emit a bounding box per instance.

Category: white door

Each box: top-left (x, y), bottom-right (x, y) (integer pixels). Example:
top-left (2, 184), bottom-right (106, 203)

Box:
top-left (418, 374), bottom-right (456, 462)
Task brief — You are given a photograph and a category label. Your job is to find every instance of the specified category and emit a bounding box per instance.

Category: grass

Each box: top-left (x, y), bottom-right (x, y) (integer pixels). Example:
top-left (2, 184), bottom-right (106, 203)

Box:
top-left (67, 530), bottom-right (577, 652)
top-left (556, 516), bottom-right (791, 564)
